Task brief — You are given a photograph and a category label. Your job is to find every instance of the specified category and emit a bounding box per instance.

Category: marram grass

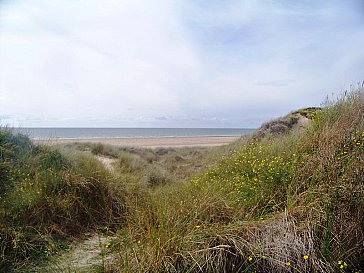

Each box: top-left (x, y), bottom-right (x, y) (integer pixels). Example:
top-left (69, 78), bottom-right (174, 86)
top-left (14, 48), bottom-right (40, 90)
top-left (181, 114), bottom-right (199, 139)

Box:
top-left (1, 87), bottom-right (364, 273)
top-left (0, 132), bottom-right (125, 271)
top-left (113, 87), bottom-right (364, 273)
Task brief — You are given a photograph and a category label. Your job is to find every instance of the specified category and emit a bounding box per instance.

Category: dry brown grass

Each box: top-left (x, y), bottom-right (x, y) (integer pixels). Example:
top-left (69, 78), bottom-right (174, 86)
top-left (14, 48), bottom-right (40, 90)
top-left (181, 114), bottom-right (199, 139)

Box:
top-left (178, 212), bottom-right (334, 273)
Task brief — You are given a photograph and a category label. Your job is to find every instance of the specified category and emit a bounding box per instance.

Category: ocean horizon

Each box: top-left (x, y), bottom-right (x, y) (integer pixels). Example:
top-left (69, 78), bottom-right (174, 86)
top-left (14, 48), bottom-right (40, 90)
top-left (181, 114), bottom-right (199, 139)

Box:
top-left (8, 127), bottom-right (256, 140)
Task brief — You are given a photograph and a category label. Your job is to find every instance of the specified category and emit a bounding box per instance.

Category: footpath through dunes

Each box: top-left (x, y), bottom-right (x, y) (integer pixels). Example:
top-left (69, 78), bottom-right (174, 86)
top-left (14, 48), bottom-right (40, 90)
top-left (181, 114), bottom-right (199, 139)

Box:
top-left (5, 137), bottom-right (226, 272)
top-left (2, 87), bottom-right (364, 273)
top-left (0, 130), bottom-right (126, 272)
top-left (29, 155), bottom-right (119, 272)
top-left (31, 233), bottom-right (116, 273)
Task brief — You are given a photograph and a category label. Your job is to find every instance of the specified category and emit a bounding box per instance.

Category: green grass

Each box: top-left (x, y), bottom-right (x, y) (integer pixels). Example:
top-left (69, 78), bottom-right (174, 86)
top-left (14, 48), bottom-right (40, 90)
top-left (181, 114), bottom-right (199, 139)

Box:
top-left (1, 86), bottom-right (364, 273)
top-left (111, 87), bottom-right (364, 272)
top-left (0, 131), bottom-right (125, 271)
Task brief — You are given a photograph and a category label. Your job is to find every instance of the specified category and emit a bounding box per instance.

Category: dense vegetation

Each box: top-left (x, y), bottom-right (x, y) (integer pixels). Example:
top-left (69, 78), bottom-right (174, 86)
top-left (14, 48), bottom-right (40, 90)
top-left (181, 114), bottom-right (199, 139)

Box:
top-left (1, 87), bottom-right (363, 272)
top-left (110, 89), bottom-right (364, 273)
top-left (0, 130), bottom-right (125, 271)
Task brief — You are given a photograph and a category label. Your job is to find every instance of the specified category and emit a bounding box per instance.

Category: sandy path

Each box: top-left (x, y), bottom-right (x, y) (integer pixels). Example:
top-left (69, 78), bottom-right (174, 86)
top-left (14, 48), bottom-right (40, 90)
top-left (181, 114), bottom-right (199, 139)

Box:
top-left (31, 156), bottom-right (116, 273)
top-left (37, 136), bottom-right (240, 148)
top-left (34, 233), bottom-right (115, 273)
top-left (95, 155), bottom-right (115, 171)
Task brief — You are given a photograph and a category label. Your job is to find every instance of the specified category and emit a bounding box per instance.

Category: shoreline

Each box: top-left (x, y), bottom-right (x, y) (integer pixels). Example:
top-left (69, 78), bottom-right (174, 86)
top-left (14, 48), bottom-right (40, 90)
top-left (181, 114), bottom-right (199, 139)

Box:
top-left (35, 136), bottom-right (241, 148)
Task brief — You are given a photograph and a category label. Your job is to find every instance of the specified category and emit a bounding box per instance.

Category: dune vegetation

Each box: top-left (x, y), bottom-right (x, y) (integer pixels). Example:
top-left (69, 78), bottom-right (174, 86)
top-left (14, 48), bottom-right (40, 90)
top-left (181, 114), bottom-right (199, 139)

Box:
top-left (0, 131), bottom-right (125, 271)
top-left (1, 86), bottom-right (364, 272)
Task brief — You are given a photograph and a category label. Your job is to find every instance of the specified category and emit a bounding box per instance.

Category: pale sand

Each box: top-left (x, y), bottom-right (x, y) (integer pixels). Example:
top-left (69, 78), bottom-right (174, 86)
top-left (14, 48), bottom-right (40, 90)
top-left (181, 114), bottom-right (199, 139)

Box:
top-left (36, 136), bottom-right (240, 148)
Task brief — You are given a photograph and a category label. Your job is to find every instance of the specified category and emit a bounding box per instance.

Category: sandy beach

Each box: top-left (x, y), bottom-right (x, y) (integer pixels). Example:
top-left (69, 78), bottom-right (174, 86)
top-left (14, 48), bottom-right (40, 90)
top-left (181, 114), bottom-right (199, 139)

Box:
top-left (36, 136), bottom-right (240, 148)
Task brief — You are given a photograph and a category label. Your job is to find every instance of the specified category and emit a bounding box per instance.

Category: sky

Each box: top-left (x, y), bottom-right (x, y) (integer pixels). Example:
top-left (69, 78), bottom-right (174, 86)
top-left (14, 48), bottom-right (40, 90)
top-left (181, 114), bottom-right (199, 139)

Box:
top-left (0, 0), bottom-right (364, 128)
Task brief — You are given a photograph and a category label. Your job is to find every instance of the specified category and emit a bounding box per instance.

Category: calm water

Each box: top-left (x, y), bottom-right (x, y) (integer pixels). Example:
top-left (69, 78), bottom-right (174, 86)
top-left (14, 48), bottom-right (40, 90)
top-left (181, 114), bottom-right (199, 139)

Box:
top-left (10, 128), bottom-right (255, 140)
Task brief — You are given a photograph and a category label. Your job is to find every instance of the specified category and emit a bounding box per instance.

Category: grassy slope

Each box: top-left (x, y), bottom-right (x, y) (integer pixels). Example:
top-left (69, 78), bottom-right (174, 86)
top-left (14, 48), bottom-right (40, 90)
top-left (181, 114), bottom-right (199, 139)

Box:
top-left (111, 89), bottom-right (364, 273)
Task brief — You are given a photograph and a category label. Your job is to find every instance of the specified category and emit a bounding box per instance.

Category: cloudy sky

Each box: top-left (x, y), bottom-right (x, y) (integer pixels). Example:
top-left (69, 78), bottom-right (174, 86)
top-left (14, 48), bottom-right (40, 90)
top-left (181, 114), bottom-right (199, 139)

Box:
top-left (1, 0), bottom-right (364, 128)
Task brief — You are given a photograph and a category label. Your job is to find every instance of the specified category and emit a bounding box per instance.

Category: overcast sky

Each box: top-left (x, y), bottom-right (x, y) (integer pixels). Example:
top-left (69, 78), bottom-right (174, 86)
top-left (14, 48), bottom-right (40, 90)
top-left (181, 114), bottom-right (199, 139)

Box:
top-left (1, 0), bottom-right (364, 128)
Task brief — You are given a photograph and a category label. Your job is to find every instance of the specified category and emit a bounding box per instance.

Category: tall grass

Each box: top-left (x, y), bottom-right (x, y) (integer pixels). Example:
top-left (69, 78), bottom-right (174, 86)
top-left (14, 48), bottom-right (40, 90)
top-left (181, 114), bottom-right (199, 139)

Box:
top-left (0, 131), bottom-right (125, 271)
top-left (2, 87), bottom-right (363, 272)
top-left (112, 87), bottom-right (364, 272)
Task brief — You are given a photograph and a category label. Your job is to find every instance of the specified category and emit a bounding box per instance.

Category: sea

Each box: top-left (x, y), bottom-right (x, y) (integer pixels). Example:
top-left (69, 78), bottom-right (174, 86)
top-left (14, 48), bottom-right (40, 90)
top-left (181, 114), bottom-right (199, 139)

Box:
top-left (9, 128), bottom-right (255, 140)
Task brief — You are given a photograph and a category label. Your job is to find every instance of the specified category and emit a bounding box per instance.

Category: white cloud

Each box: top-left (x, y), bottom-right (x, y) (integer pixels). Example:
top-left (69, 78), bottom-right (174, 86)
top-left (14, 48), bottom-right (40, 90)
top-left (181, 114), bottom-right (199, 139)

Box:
top-left (0, 0), bottom-right (202, 125)
top-left (0, 0), bottom-right (364, 127)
